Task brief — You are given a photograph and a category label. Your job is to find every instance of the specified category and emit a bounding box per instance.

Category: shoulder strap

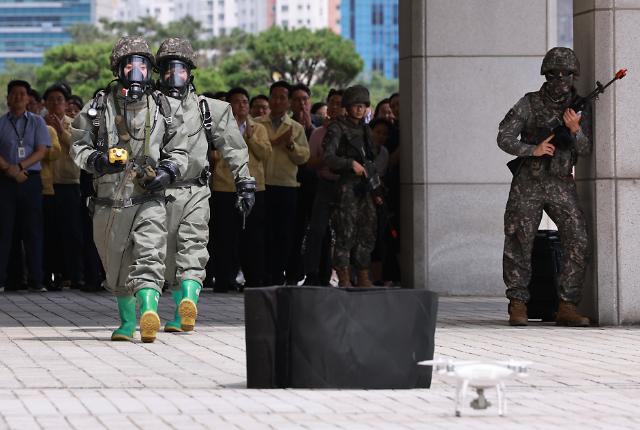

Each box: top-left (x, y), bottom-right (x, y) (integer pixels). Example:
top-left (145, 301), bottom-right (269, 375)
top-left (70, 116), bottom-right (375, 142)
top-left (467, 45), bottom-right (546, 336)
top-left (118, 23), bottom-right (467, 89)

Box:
top-left (151, 90), bottom-right (180, 147)
top-left (88, 89), bottom-right (108, 152)
top-left (198, 96), bottom-right (215, 150)
top-left (153, 90), bottom-right (173, 126)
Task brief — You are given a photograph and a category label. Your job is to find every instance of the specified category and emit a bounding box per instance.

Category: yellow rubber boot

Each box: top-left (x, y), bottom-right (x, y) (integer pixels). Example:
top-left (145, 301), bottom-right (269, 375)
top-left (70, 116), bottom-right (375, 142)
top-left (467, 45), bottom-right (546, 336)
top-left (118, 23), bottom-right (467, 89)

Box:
top-left (178, 279), bottom-right (202, 332)
top-left (136, 288), bottom-right (161, 343)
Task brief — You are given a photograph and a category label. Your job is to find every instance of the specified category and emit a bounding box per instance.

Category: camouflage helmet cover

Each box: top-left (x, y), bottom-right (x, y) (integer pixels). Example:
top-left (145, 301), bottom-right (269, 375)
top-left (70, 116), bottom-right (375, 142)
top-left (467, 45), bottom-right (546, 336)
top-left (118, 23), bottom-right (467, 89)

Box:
top-left (541, 47), bottom-right (580, 76)
top-left (156, 37), bottom-right (197, 69)
top-left (109, 36), bottom-right (154, 74)
top-left (342, 85), bottom-right (371, 107)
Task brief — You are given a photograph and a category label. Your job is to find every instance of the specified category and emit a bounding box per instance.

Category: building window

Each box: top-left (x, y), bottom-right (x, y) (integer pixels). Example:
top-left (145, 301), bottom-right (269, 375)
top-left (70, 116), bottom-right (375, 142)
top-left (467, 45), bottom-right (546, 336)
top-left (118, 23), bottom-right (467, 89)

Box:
top-left (372, 4), bottom-right (384, 25)
top-left (372, 58), bottom-right (384, 73)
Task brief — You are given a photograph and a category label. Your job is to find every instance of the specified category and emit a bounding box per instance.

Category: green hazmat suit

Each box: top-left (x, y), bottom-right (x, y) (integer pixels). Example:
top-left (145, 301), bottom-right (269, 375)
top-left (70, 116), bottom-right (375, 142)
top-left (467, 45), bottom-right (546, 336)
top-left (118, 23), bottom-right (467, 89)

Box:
top-left (70, 85), bottom-right (188, 297)
top-left (163, 90), bottom-right (252, 292)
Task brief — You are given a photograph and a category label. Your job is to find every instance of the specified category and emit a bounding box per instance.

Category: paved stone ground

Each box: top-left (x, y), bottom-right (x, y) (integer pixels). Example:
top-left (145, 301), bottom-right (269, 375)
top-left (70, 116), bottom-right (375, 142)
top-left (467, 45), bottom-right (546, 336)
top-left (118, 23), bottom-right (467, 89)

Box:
top-left (0, 291), bottom-right (639, 429)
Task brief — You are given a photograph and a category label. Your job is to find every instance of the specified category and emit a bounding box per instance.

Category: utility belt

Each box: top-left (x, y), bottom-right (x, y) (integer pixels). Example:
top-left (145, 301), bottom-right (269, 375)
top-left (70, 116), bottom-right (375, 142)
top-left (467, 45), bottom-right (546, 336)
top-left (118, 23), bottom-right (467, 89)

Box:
top-left (166, 168), bottom-right (211, 189)
top-left (88, 193), bottom-right (165, 210)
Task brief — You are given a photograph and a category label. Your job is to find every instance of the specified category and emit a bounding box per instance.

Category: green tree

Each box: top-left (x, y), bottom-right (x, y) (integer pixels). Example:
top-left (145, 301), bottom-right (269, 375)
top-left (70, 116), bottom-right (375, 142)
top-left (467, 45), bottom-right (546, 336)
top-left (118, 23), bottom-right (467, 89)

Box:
top-left (0, 61), bottom-right (38, 112)
top-left (34, 42), bottom-right (114, 104)
top-left (247, 27), bottom-right (363, 88)
top-left (218, 51), bottom-right (271, 90)
top-left (355, 72), bottom-right (399, 108)
top-left (192, 67), bottom-right (227, 93)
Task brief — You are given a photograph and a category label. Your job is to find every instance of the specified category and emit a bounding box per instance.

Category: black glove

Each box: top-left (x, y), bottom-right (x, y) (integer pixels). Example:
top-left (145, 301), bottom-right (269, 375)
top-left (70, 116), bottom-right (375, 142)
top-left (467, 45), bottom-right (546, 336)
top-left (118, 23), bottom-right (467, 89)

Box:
top-left (235, 178), bottom-right (256, 218)
top-left (144, 161), bottom-right (179, 192)
top-left (90, 151), bottom-right (125, 175)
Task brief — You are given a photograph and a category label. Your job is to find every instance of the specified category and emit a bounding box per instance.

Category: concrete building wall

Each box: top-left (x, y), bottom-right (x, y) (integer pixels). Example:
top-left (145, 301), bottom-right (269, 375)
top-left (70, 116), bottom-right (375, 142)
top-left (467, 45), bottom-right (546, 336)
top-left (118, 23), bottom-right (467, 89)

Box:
top-left (573, 0), bottom-right (640, 324)
top-left (399, 0), bottom-right (557, 295)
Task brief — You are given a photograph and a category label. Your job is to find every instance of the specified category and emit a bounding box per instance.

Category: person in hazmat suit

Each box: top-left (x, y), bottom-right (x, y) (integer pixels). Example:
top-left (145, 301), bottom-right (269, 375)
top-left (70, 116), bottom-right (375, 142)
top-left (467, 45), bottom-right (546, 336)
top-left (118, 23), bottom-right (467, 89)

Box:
top-left (154, 37), bottom-right (255, 332)
top-left (70, 36), bottom-right (188, 342)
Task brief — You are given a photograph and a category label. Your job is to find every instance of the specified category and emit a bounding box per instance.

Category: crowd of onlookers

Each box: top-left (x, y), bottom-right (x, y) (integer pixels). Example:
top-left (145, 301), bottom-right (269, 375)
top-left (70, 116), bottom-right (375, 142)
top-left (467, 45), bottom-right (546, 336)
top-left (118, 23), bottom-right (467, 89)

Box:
top-left (0, 78), bottom-right (401, 293)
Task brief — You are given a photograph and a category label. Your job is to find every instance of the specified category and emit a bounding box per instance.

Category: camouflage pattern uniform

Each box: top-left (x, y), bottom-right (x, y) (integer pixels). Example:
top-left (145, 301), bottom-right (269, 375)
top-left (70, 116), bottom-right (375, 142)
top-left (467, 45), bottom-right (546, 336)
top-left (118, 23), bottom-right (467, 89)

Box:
top-left (323, 115), bottom-right (377, 270)
top-left (498, 49), bottom-right (592, 305)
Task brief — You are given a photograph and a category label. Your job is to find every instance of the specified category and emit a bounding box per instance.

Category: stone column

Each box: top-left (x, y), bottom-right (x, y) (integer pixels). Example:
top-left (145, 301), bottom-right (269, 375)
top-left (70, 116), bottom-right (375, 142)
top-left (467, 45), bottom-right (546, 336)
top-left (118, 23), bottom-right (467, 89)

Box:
top-left (573, 1), bottom-right (640, 324)
top-left (398, 0), bottom-right (557, 293)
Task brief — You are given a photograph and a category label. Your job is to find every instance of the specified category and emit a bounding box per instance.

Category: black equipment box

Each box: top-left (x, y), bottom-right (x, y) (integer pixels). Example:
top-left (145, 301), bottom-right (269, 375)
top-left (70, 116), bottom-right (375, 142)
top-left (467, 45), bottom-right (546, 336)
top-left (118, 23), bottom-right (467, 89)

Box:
top-left (527, 230), bottom-right (562, 321)
top-left (244, 286), bottom-right (438, 389)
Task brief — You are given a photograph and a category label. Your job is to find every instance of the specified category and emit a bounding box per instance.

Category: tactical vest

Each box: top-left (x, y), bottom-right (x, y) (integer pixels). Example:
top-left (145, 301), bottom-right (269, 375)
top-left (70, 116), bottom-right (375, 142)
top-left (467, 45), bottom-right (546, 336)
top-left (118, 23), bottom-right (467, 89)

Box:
top-left (334, 118), bottom-right (376, 164)
top-left (521, 90), bottom-right (578, 177)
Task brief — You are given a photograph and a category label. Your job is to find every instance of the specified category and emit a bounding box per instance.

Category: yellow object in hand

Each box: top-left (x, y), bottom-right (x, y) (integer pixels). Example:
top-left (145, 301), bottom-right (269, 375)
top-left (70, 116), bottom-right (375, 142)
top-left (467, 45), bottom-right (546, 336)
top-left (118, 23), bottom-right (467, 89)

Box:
top-left (108, 147), bottom-right (128, 165)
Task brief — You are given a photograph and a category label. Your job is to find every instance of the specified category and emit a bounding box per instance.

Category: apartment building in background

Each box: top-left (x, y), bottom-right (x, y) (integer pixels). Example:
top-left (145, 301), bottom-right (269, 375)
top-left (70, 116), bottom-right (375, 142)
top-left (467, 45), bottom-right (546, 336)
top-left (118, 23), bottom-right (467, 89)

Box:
top-left (0, 0), bottom-right (92, 69)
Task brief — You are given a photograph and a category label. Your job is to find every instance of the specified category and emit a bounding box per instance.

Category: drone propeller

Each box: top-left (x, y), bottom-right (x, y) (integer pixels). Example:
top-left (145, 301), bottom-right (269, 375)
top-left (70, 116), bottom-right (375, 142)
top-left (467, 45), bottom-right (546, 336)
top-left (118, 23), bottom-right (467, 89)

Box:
top-left (418, 358), bottom-right (482, 374)
top-left (497, 359), bottom-right (532, 376)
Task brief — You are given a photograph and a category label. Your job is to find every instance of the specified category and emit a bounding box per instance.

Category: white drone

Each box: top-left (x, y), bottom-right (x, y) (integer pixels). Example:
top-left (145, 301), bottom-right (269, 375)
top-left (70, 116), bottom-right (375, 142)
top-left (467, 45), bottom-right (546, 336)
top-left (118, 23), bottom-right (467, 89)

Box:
top-left (418, 358), bottom-right (531, 417)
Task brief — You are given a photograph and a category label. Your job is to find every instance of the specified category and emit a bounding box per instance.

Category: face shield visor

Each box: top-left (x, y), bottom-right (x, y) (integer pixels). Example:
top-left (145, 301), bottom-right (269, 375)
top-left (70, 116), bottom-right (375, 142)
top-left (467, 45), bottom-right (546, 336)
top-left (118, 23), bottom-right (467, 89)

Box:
top-left (159, 60), bottom-right (191, 98)
top-left (118, 54), bottom-right (152, 101)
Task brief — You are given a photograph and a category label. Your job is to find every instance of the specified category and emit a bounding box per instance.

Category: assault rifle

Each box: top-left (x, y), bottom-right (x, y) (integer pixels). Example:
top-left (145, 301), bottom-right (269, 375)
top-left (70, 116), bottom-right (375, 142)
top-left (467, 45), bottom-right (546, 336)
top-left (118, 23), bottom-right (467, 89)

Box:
top-left (506, 68), bottom-right (627, 176)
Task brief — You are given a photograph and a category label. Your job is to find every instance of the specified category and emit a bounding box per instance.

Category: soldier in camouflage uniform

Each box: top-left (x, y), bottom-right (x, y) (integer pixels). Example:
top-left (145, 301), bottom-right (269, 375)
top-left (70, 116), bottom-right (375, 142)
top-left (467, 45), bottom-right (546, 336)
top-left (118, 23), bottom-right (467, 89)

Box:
top-left (71, 36), bottom-right (188, 342)
top-left (155, 38), bottom-right (254, 333)
top-left (498, 47), bottom-right (591, 327)
top-left (323, 85), bottom-right (379, 287)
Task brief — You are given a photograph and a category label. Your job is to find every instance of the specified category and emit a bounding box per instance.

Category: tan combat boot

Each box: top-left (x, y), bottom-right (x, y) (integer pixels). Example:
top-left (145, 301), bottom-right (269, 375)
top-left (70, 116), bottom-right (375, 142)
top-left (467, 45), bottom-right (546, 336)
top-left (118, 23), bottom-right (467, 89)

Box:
top-left (508, 299), bottom-right (528, 326)
top-left (356, 269), bottom-right (373, 288)
top-left (336, 267), bottom-right (351, 287)
top-left (555, 301), bottom-right (590, 327)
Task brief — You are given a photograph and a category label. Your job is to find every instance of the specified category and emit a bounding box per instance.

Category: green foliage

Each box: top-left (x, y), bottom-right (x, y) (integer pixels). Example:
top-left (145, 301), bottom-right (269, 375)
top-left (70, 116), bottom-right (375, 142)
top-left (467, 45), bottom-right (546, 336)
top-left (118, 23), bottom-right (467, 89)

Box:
top-left (70, 17), bottom-right (206, 51)
top-left (192, 67), bottom-right (227, 94)
top-left (0, 61), bottom-right (38, 112)
top-left (247, 27), bottom-right (363, 87)
top-left (1, 20), bottom-right (371, 112)
top-left (355, 72), bottom-right (399, 108)
top-left (203, 28), bottom-right (251, 62)
top-left (34, 42), bottom-right (114, 104)
top-left (218, 51), bottom-right (271, 90)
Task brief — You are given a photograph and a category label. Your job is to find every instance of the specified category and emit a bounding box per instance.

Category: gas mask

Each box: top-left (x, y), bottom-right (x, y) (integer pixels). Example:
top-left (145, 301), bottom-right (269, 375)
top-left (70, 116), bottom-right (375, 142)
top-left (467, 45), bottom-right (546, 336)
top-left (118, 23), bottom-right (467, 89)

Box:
top-left (158, 60), bottom-right (191, 99)
top-left (118, 55), bottom-right (152, 101)
top-left (544, 70), bottom-right (574, 101)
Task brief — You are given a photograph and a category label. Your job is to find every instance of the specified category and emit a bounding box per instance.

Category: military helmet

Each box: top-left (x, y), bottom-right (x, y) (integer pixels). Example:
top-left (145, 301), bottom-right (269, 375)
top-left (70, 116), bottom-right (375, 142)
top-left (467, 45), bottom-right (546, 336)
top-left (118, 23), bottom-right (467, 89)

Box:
top-left (540, 47), bottom-right (580, 76)
top-left (342, 85), bottom-right (371, 108)
top-left (156, 37), bottom-right (197, 69)
top-left (109, 36), bottom-right (154, 74)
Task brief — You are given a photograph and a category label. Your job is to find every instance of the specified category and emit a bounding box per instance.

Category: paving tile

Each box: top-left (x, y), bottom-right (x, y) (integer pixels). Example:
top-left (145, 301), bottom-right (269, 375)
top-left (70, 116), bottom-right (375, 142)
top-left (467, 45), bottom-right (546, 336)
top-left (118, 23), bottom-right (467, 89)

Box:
top-left (1, 292), bottom-right (640, 428)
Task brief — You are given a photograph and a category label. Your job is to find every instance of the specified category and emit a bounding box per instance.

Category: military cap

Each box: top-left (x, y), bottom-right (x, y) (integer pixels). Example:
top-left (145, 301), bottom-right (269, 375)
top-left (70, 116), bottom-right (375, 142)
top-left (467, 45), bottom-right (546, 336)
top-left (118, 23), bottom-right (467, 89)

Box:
top-left (541, 47), bottom-right (580, 76)
top-left (110, 36), bottom-right (154, 74)
top-left (342, 85), bottom-right (371, 108)
top-left (156, 37), bottom-right (197, 69)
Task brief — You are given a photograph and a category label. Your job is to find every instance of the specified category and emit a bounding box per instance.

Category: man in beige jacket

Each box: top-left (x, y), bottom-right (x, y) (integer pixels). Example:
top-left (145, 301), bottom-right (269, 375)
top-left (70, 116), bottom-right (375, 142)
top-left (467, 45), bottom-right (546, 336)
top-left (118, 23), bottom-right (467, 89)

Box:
top-left (253, 81), bottom-right (310, 285)
top-left (211, 87), bottom-right (271, 290)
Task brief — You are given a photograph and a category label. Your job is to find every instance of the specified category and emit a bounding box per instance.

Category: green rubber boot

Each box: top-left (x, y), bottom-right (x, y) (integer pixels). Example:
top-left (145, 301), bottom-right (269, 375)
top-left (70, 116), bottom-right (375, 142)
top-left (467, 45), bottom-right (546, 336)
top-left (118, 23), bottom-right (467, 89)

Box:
top-left (111, 296), bottom-right (137, 341)
top-left (136, 288), bottom-right (161, 343)
top-left (164, 290), bottom-right (183, 333)
top-left (178, 279), bottom-right (202, 332)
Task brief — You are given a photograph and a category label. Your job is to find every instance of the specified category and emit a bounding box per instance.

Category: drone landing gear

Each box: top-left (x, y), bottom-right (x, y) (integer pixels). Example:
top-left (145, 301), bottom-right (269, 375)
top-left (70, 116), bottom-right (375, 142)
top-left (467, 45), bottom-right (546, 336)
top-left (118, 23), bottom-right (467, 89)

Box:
top-left (454, 381), bottom-right (507, 417)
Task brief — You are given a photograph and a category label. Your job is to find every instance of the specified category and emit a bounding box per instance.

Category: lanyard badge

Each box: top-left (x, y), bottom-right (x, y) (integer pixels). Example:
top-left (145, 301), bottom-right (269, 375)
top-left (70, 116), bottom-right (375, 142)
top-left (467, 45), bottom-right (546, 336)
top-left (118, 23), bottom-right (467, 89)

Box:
top-left (18, 146), bottom-right (26, 159)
